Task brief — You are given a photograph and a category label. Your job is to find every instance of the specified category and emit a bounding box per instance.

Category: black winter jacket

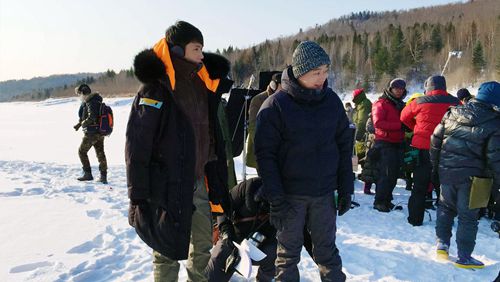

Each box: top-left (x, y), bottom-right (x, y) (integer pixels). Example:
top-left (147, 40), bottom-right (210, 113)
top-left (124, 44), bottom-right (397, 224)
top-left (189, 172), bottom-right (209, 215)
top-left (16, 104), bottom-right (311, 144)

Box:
top-left (255, 67), bottom-right (354, 200)
top-left (126, 49), bottom-right (232, 260)
top-left (78, 93), bottom-right (103, 134)
top-left (229, 177), bottom-right (275, 243)
top-left (430, 100), bottom-right (500, 186)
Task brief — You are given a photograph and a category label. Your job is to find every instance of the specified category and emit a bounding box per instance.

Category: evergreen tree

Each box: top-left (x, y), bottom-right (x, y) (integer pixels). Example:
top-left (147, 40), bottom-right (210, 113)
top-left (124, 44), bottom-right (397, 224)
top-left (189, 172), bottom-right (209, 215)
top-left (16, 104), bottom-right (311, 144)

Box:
top-left (430, 24), bottom-right (443, 53)
top-left (371, 32), bottom-right (389, 79)
top-left (388, 25), bottom-right (405, 76)
top-left (106, 69), bottom-right (116, 79)
top-left (472, 40), bottom-right (486, 74)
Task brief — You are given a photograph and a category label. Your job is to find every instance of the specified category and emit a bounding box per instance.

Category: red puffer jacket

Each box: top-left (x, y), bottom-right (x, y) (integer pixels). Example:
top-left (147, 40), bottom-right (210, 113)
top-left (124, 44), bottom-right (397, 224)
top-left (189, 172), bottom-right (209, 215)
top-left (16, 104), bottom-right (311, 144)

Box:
top-left (372, 94), bottom-right (405, 143)
top-left (401, 90), bottom-right (459, 149)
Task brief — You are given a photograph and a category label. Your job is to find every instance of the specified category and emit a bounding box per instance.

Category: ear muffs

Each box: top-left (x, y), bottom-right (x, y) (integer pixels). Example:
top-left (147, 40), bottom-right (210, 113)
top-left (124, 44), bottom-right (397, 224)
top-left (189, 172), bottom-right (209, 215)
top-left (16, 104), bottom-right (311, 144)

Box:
top-left (270, 80), bottom-right (277, 91)
top-left (170, 45), bottom-right (185, 57)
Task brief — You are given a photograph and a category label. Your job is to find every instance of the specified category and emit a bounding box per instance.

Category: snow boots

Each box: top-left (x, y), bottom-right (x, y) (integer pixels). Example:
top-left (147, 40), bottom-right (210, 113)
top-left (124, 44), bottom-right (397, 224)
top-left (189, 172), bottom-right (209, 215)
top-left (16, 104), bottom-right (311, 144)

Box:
top-left (77, 170), bottom-right (93, 181)
top-left (373, 203), bottom-right (390, 212)
top-left (98, 171), bottom-right (108, 184)
top-left (454, 256), bottom-right (485, 269)
top-left (436, 242), bottom-right (449, 260)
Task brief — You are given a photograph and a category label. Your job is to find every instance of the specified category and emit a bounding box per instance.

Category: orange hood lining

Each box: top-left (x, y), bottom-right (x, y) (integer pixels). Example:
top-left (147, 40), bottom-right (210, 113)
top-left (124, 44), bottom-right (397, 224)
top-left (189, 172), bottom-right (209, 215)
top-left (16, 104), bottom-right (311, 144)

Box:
top-left (152, 38), bottom-right (220, 92)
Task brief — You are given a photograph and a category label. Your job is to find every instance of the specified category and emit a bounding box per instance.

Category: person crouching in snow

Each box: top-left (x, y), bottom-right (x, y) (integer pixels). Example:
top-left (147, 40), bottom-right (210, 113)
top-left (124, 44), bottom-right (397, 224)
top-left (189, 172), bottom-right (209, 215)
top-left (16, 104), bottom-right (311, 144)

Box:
top-left (430, 81), bottom-right (500, 269)
top-left (255, 41), bottom-right (353, 281)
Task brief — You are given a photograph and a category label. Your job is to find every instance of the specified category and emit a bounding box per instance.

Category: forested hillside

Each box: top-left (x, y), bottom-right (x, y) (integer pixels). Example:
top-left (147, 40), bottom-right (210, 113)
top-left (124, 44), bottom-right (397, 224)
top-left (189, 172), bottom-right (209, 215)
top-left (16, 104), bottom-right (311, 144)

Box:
top-left (222, 0), bottom-right (499, 91)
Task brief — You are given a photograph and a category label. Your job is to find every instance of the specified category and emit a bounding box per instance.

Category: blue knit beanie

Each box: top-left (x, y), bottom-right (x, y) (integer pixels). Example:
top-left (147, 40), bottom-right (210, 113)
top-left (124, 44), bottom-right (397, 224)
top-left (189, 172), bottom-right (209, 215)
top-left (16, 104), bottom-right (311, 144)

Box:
top-left (476, 81), bottom-right (500, 107)
top-left (292, 41), bottom-right (331, 78)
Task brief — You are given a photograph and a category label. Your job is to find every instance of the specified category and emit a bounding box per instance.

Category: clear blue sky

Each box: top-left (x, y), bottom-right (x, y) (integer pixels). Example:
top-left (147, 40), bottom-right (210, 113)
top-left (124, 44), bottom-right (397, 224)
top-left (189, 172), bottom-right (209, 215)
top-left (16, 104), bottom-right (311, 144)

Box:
top-left (0, 0), bottom-right (462, 81)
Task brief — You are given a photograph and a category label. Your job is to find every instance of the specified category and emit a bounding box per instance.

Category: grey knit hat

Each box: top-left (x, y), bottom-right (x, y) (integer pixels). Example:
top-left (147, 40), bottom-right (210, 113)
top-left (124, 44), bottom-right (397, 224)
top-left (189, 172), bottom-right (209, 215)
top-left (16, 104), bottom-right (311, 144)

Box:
top-left (292, 41), bottom-right (331, 78)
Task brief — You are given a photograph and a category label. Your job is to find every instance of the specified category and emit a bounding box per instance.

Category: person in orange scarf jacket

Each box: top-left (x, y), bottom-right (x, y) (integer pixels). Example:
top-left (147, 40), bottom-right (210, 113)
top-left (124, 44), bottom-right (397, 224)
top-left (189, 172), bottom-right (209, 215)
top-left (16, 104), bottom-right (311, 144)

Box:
top-left (126, 21), bottom-right (233, 282)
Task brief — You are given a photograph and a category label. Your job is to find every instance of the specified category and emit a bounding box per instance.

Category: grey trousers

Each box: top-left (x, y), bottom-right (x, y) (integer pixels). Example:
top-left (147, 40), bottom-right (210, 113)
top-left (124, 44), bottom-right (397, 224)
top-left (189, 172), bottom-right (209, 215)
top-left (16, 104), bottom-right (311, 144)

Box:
top-left (435, 181), bottom-right (479, 258)
top-left (275, 193), bottom-right (345, 282)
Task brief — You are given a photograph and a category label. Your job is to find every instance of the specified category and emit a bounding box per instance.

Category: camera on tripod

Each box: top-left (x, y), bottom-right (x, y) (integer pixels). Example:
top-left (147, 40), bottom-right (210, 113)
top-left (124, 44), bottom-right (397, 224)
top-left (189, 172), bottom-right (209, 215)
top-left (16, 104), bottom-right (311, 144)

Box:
top-left (224, 232), bottom-right (266, 273)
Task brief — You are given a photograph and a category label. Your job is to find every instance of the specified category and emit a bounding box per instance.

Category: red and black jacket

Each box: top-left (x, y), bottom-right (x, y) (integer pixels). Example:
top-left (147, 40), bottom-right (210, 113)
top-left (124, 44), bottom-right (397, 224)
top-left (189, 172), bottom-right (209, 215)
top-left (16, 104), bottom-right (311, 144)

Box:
top-left (401, 90), bottom-right (459, 149)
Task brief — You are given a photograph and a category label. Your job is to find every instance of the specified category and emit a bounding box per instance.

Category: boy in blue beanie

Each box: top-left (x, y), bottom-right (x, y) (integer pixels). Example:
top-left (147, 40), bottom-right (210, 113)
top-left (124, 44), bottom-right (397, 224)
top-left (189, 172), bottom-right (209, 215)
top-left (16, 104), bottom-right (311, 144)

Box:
top-left (255, 41), bottom-right (352, 281)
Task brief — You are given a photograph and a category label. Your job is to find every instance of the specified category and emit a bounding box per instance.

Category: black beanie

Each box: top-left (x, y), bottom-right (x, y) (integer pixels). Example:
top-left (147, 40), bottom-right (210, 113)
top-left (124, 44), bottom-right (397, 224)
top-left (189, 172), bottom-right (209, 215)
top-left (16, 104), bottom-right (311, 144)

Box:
top-left (75, 84), bottom-right (91, 95)
top-left (165, 21), bottom-right (204, 49)
top-left (456, 88), bottom-right (472, 101)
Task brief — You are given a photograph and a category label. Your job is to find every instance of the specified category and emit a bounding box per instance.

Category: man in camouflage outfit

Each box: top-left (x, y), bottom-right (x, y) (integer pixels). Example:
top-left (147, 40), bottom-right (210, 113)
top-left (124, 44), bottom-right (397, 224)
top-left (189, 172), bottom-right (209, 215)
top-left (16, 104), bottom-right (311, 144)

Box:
top-left (74, 84), bottom-right (108, 184)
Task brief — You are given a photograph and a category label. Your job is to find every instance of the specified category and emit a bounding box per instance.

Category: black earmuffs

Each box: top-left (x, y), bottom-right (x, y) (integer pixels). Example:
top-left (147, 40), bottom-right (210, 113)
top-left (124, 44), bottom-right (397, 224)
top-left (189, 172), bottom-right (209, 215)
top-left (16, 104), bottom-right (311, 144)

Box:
top-left (170, 45), bottom-right (185, 57)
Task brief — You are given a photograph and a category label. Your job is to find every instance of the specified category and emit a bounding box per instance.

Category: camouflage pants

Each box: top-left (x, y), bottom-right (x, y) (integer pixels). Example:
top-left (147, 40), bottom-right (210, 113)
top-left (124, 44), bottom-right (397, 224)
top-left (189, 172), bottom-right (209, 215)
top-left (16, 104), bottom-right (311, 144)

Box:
top-left (78, 133), bottom-right (107, 172)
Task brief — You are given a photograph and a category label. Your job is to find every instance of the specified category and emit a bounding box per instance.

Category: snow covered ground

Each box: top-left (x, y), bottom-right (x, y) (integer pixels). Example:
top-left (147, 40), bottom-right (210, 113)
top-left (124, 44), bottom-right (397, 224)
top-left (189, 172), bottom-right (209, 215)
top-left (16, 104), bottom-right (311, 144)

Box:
top-left (0, 95), bottom-right (498, 282)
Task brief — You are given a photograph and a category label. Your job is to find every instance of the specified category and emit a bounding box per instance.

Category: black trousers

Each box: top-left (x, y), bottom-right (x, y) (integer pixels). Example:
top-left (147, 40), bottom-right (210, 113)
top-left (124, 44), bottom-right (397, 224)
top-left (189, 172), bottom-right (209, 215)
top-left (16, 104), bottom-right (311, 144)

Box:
top-left (408, 149), bottom-right (432, 225)
top-left (276, 194), bottom-right (345, 282)
top-left (374, 141), bottom-right (403, 206)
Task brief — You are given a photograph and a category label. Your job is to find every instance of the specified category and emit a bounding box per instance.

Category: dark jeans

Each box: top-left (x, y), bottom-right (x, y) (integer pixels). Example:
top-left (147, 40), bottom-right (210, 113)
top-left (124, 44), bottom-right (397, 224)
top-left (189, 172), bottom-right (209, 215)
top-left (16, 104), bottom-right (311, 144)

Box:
top-left (205, 238), bottom-right (277, 282)
top-left (408, 150), bottom-right (432, 225)
top-left (374, 141), bottom-right (402, 206)
top-left (435, 182), bottom-right (480, 258)
top-left (78, 133), bottom-right (107, 172)
top-left (276, 194), bottom-right (345, 282)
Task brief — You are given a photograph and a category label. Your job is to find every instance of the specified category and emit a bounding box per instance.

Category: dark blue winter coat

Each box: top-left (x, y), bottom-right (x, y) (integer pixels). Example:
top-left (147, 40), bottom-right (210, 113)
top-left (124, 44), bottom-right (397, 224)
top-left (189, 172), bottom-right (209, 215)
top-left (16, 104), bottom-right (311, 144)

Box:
top-left (254, 67), bottom-right (354, 200)
top-left (430, 99), bottom-right (500, 186)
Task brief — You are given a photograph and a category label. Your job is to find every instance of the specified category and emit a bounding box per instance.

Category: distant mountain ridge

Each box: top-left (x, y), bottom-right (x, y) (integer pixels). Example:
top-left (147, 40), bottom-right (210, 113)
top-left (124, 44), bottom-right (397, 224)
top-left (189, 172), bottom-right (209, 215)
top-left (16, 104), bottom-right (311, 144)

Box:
top-left (0, 73), bottom-right (102, 102)
top-left (3, 0), bottom-right (498, 102)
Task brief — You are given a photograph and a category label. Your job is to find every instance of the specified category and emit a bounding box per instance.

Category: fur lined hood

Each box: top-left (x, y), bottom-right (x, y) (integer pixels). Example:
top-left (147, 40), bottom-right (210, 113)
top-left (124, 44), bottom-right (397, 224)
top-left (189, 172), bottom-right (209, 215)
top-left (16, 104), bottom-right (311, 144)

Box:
top-left (133, 49), bottom-right (230, 85)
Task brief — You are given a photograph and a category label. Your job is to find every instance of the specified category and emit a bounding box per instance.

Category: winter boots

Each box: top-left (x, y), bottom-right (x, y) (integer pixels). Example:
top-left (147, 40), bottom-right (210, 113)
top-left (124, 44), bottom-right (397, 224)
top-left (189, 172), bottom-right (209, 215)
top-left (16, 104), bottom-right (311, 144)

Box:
top-left (98, 171), bottom-right (108, 184)
top-left (373, 203), bottom-right (390, 212)
top-left (77, 169), bottom-right (107, 184)
top-left (436, 242), bottom-right (449, 260)
top-left (77, 170), bottom-right (93, 181)
top-left (374, 202), bottom-right (402, 213)
top-left (454, 256), bottom-right (485, 269)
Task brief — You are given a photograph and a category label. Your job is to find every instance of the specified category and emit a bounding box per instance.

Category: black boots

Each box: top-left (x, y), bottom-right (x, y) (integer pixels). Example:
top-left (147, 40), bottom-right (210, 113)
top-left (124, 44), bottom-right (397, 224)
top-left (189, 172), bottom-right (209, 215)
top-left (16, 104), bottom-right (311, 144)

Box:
top-left (77, 170), bottom-right (93, 181)
top-left (77, 170), bottom-right (107, 184)
top-left (98, 171), bottom-right (108, 184)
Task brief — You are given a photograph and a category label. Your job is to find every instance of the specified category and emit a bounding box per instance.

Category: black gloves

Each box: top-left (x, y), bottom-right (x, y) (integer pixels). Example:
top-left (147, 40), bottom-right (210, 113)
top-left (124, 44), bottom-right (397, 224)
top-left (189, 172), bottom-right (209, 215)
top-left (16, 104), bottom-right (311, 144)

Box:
top-left (128, 199), bottom-right (148, 227)
top-left (218, 219), bottom-right (236, 244)
top-left (269, 198), bottom-right (294, 232)
top-left (73, 122), bottom-right (81, 131)
top-left (337, 194), bottom-right (352, 216)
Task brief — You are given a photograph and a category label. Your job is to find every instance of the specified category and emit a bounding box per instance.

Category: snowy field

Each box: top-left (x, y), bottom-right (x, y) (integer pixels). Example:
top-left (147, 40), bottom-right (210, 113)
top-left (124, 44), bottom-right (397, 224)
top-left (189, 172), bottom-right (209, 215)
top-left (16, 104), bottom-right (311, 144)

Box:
top-left (0, 95), bottom-right (499, 282)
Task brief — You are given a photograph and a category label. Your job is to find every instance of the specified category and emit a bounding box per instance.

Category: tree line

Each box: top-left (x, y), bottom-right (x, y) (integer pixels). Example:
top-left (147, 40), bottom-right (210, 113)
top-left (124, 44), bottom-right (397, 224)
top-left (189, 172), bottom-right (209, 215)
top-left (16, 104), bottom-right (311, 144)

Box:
top-left (221, 0), bottom-right (499, 91)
